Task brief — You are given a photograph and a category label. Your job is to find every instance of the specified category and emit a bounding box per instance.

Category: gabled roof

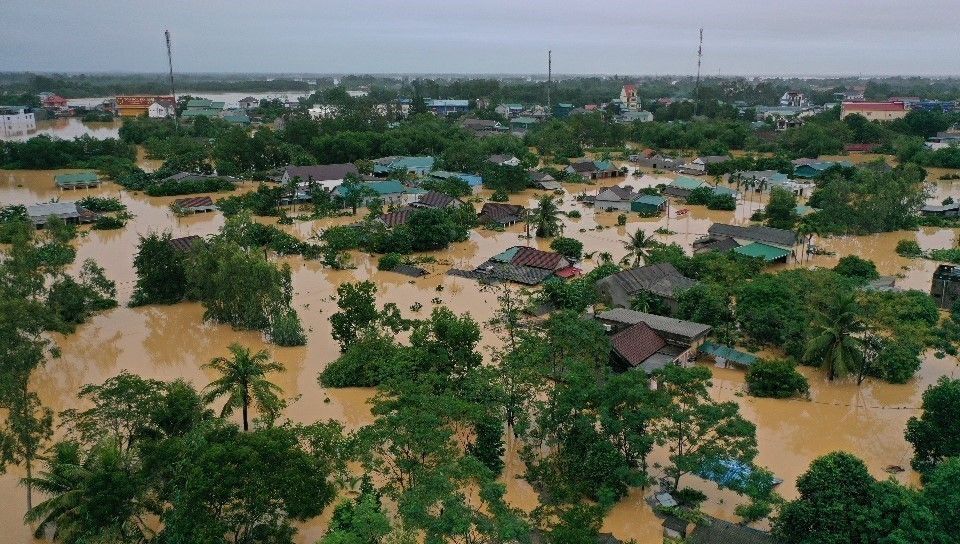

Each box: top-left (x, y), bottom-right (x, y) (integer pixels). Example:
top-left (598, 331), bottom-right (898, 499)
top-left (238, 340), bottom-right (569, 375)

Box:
top-left (284, 163), bottom-right (359, 182)
top-left (511, 246), bottom-right (566, 270)
top-left (708, 223), bottom-right (797, 247)
top-left (696, 155), bottom-right (730, 164)
top-left (172, 196), bottom-right (215, 209)
top-left (528, 170), bottom-right (556, 182)
top-left (597, 186), bottom-right (636, 202)
top-left (568, 160), bottom-right (598, 173)
top-left (633, 194), bottom-right (668, 206)
top-left (487, 154), bottom-right (518, 165)
top-left (378, 208), bottom-right (416, 227)
top-left (54, 172), bottom-right (99, 184)
top-left (479, 203), bottom-right (525, 224)
top-left (669, 176), bottom-right (709, 190)
top-left (611, 322), bottom-right (668, 369)
top-left (373, 156), bottom-right (435, 172)
top-left (598, 262), bottom-right (697, 299)
top-left (734, 242), bottom-right (791, 261)
top-left (25, 201), bottom-right (80, 219)
top-left (688, 516), bottom-right (776, 544)
top-left (167, 235), bottom-right (202, 252)
top-left (416, 191), bottom-right (458, 208)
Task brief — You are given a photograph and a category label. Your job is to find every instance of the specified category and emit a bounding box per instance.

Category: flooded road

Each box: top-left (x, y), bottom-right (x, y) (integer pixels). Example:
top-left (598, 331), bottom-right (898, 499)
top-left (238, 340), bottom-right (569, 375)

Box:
top-left (1, 160), bottom-right (959, 543)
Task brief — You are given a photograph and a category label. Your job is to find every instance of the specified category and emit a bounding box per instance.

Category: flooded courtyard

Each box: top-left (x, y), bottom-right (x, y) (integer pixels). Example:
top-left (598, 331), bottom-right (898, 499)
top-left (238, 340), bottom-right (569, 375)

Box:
top-left (1, 159), bottom-right (959, 543)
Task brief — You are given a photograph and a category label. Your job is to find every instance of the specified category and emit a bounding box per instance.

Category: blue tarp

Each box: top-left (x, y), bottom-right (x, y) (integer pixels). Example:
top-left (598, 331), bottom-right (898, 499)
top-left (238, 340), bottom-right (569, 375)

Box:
top-left (697, 458), bottom-right (782, 492)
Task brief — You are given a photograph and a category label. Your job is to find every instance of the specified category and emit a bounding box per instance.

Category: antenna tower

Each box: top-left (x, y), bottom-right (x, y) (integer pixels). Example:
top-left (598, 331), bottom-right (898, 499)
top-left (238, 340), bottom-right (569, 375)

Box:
top-left (694, 28), bottom-right (703, 116)
top-left (547, 50), bottom-right (552, 112)
top-left (165, 30), bottom-right (179, 130)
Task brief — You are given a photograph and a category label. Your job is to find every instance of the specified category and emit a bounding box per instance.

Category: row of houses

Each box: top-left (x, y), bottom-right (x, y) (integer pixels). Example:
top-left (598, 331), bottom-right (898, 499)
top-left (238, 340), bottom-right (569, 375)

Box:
top-left (629, 150), bottom-right (732, 176)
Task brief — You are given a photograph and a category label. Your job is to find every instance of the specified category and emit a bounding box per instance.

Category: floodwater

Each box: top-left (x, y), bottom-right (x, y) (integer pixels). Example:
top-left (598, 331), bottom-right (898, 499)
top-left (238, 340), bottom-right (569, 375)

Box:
top-left (66, 91), bottom-right (310, 110)
top-left (1, 159), bottom-right (960, 543)
top-left (0, 118), bottom-right (122, 142)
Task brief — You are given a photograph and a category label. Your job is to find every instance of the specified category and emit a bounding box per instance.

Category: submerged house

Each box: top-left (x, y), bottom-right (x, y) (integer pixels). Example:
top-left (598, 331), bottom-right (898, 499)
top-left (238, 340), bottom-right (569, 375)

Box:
top-left (698, 223), bottom-right (798, 263)
top-left (678, 155), bottom-right (730, 175)
top-left (594, 185), bottom-right (638, 211)
top-left (333, 180), bottom-right (420, 207)
top-left (427, 170), bottom-right (483, 188)
top-left (565, 159), bottom-right (622, 180)
top-left (632, 194), bottom-right (668, 215)
top-left (171, 196), bottom-right (217, 214)
top-left (528, 170), bottom-right (561, 190)
top-left (471, 246), bottom-right (576, 285)
top-left (595, 263), bottom-right (697, 312)
top-left (931, 264), bottom-right (960, 309)
top-left (598, 309), bottom-right (710, 374)
top-left (662, 176), bottom-right (736, 200)
top-left (55, 171), bottom-right (101, 189)
top-left (25, 201), bottom-right (96, 227)
top-left (478, 202), bottom-right (525, 226)
top-left (791, 159), bottom-right (853, 179)
top-left (411, 190), bottom-right (464, 210)
top-left (373, 156), bottom-right (435, 177)
top-left (280, 163), bottom-right (359, 190)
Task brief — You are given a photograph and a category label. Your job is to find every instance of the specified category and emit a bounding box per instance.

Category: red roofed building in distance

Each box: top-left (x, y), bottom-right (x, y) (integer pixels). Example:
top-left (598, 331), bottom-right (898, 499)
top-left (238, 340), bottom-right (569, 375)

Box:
top-left (41, 94), bottom-right (68, 109)
top-left (841, 101), bottom-right (907, 122)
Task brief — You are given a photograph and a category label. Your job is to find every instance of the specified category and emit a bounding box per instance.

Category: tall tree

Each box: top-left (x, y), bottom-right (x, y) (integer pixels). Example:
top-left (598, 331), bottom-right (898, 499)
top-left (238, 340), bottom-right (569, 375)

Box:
top-left (203, 343), bottom-right (285, 431)
top-left (1, 390), bottom-right (53, 510)
top-left (653, 365), bottom-right (758, 491)
top-left (531, 195), bottom-right (562, 238)
top-left (905, 377), bottom-right (960, 474)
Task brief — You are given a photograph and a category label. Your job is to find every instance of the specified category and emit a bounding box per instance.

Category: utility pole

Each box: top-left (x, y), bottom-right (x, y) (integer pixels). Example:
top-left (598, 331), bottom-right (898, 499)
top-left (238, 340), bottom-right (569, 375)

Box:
top-left (165, 29), bottom-right (179, 130)
top-left (547, 50), bottom-right (552, 113)
top-left (694, 28), bottom-right (703, 116)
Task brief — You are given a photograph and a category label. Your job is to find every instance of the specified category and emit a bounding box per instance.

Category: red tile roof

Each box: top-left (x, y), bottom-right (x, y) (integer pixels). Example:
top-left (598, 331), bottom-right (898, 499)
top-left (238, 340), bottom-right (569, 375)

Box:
top-left (172, 196), bottom-right (214, 209)
top-left (842, 101), bottom-right (905, 112)
top-left (611, 322), bottom-right (667, 368)
top-left (511, 246), bottom-right (566, 270)
top-left (555, 266), bottom-right (582, 279)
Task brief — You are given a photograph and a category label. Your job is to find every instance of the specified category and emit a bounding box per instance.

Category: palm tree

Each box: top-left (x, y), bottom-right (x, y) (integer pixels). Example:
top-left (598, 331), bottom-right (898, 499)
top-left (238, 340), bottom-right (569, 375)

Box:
top-left (532, 195), bottom-right (562, 238)
top-left (794, 216), bottom-right (819, 264)
top-left (203, 343), bottom-right (284, 431)
top-left (25, 441), bottom-right (152, 542)
top-left (622, 229), bottom-right (657, 267)
top-left (803, 292), bottom-right (864, 381)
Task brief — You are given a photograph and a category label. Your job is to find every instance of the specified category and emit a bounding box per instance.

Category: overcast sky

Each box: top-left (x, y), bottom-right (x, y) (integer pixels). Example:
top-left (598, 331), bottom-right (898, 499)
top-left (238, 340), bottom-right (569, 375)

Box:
top-left (2, 0), bottom-right (958, 76)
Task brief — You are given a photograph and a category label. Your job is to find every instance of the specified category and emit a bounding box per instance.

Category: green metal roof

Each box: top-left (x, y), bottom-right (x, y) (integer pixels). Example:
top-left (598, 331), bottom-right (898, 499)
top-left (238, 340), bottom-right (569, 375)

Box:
top-left (54, 172), bottom-right (98, 184)
top-left (733, 242), bottom-right (791, 261)
top-left (182, 108), bottom-right (223, 117)
top-left (491, 247), bottom-right (521, 263)
top-left (594, 160), bottom-right (616, 171)
top-left (670, 176), bottom-right (708, 190)
top-left (633, 194), bottom-right (667, 206)
top-left (700, 341), bottom-right (758, 366)
top-left (222, 113), bottom-right (250, 124)
top-left (334, 180), bottom-right (408, 196)
top-left (794, 205), bottom-right (817, 216)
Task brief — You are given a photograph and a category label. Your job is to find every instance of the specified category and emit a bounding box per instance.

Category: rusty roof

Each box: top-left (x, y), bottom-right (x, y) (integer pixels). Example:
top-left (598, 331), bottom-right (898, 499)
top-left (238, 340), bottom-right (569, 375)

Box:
top-left (479, 203), bottom-right (525, 223)
top-left (416, 191), bottom-right (458, 209)
top-left (611, 322), bottom-right (667, 368)
top-left (378, 208), bottom-right (415, 228)
top-left (511, 246), bottom-right (566, 270)
top-left (167, 235), bottom-right (201, 252)
top-left (172, 196), bottom-right (214, 209)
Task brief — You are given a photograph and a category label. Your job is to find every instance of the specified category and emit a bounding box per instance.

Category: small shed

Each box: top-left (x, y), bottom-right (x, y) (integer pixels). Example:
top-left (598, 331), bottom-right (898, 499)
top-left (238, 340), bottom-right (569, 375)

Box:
top-left (700, 341), bottom-right (758, 369)
top-left (631, 194), bottom-right (667, 214)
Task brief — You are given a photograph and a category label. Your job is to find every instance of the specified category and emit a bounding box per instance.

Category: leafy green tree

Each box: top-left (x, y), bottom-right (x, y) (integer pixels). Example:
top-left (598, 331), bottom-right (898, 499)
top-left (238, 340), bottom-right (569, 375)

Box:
top-left (321, 477), bottom-right (391, 544)
top-left (46, 259), bottom-right (117, 332)
top-left (906, 377), bottom-right (960, 474)
top-left (832, 255), bottom-right (879, 281)
top-left (330, 281), bottom-right (381, 351)
top-left (803, 291), bottom-right (864, 380)
top-left (549, 236), bottom-right (583, 260)
top-left (765, 187), bottom-right (799, 230)
top-left (675, 283), bottom-right (732, 327)
top-left (745, 359), bottom-right (810, 399)
top-left (653, 365), bottom-right (757, 491)
top-left (158, 423), bottom-right (339, 544)
top-left (921, 456), bottom-right (960, 534)
top-left (130, 232), bottom-right (191, 306)
top-left (203, 343), bottom-right (285, 431)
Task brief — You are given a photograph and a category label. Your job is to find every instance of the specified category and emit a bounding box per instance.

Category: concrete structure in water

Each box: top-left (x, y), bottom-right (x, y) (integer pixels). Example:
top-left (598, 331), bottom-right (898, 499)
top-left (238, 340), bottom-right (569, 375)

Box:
top-left (931, 264), bottom-right (960, 309)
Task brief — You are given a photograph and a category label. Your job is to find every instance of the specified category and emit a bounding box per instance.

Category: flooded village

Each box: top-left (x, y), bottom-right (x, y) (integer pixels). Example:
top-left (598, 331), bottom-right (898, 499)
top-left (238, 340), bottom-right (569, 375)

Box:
top-left (3, 8), bottom-right (960, 544)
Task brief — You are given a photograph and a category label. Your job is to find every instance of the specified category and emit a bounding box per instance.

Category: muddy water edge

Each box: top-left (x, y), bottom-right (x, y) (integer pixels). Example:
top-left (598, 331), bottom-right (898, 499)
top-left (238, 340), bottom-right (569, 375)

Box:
top-left (1, 160), bottom-right (959, 544)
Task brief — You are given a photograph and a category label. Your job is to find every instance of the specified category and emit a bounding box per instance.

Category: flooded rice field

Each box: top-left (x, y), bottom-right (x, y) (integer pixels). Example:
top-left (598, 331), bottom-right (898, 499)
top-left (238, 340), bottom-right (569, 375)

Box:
top-left (1, 160), bottom-right (960, 543)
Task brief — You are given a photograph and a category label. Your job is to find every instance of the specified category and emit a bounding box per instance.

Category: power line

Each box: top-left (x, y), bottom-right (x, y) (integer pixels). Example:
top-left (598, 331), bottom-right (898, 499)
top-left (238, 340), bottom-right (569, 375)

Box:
top-left (165, 29), bottom-right (179, 131)
top-left (694, 28), bottom-right (703, 116)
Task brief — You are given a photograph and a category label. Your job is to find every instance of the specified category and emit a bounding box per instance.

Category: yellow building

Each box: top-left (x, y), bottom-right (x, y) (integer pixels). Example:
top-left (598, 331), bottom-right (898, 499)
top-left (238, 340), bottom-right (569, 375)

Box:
top-left (115, 95), bottom-right (174, 117)
top-left (840, 101), bottom-right (907, 121)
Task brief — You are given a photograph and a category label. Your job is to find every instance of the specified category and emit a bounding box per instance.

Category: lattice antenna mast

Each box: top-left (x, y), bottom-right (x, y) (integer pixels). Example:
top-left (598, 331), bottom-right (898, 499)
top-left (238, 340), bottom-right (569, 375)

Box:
top-left (694, 28), bottom-right (703, 116)
top-left (165, 29), bottom-right (179, 130)
top-left (547, 50), bottom-right (552, 112)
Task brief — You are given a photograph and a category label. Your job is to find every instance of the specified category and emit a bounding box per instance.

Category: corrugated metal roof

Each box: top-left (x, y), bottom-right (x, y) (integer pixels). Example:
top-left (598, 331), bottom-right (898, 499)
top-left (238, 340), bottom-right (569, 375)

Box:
top-left (597, 308), bottom-right (712, 340)
top-left (733, 242), bottom-right (791, 261)
top-left (167, 235), bottom-right (201, 252)
top-left (479, 203), bottom-right (525, 224)
top-left (172, 196), bottom-right (215, 209)
top-left (598, 263), bottom-right (697, 299)
top-left (378, 208), bottom-right (415, 228)
top-left (511, 246), bottom-right (566, 270)
top-left (54, 172), bottom-right (98, 184)
top-left (708, 223), bottom-right (797, 247)
top-left (416, 191), bottom-right (457, 208)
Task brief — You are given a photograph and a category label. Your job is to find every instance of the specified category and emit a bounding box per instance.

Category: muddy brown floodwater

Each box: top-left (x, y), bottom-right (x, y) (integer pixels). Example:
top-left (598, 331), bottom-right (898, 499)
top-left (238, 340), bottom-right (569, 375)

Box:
top-left (1, 159), bottom-right (960, 544)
